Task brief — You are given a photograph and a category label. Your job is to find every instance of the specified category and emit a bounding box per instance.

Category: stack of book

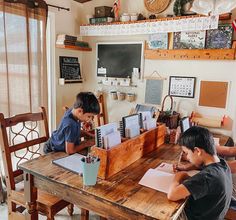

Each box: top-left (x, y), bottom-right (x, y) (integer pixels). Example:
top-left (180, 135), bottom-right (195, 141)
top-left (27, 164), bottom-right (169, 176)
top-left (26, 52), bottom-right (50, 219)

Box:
top-left (56, 34), bottom-right (90, 49)
top-left (89, 17), bottom-right (113, 25)
top-left (56, 34), bottom-right (77, 46)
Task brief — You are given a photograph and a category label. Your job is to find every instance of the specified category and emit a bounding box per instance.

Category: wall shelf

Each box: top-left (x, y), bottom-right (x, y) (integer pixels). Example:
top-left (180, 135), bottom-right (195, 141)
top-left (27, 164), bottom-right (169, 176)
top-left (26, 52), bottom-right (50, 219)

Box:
top-left (56, 44), bottom-right (92, 51)
top-left (145, 42), bottom-right (236, 60)
top-left (98, 82), bottom-right (137, 88)
top-left (80, 15), bottom-right (219, 36)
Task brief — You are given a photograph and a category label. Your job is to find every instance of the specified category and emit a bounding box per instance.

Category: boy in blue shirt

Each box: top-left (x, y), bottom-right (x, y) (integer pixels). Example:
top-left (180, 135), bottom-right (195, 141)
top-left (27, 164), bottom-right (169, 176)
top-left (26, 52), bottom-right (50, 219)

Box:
top-left (168, 126), bottom-right (232, 220)
top-left (44, 92), bottom-right (100, 155)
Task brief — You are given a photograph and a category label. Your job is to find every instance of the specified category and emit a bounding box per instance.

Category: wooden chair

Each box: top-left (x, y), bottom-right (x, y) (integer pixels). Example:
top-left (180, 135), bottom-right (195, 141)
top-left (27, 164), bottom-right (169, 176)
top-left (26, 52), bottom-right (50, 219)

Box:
top-left (225, 208), bottom-right (236, 220)
top-left (94, 94), bottom-right (107, 127)
top-left (0, 107), bottom-right (74, 220)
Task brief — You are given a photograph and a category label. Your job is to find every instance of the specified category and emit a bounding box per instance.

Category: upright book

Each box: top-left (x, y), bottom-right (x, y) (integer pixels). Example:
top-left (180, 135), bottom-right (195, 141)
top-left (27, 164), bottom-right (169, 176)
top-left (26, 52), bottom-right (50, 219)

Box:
top-left (95, 122), bottom-right (118, 148)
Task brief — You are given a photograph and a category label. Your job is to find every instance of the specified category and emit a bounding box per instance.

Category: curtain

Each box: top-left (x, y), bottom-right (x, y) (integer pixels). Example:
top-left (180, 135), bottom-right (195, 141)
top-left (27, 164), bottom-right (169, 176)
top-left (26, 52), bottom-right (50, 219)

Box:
top-left (0, 0), bottom-right (48, 116)
top-left (0, 0), bottom-right (48, 203)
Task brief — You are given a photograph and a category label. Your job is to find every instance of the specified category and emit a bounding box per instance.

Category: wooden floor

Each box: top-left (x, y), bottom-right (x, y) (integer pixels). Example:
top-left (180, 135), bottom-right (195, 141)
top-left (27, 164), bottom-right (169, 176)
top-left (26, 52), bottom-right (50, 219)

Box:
top-left (0, 203), bottom-right (100, 220)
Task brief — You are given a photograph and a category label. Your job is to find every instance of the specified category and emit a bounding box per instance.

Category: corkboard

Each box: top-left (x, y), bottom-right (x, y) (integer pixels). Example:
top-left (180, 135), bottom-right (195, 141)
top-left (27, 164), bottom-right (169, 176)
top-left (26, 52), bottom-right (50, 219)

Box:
top-left (199, 81), bottom-right (228, 108)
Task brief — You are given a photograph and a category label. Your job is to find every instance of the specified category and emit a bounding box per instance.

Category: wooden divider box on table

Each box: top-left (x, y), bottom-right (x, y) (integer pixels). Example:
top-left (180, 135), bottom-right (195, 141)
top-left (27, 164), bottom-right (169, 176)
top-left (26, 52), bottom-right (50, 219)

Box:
top-left (91, 124), bottom-right (166, 179)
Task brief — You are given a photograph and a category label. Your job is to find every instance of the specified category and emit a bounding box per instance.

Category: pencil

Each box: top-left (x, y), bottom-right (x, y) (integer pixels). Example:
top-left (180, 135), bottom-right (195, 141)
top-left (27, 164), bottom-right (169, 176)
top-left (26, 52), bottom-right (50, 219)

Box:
top-left (178, 151), bottom-right (183, 166)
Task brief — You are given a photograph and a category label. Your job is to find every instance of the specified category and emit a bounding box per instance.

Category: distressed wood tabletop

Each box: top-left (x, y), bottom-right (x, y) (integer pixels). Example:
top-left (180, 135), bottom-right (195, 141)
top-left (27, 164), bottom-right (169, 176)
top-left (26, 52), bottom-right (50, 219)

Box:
top-left (19, 144), bottom-right (184, 220)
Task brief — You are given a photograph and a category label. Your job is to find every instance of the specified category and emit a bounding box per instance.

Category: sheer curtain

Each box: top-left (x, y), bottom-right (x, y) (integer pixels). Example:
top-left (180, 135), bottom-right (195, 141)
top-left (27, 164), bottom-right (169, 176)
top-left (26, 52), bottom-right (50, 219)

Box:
top-left (0, 0), bottom-right (48, 202)
top-left (0, 0), bottom-right (48, 116)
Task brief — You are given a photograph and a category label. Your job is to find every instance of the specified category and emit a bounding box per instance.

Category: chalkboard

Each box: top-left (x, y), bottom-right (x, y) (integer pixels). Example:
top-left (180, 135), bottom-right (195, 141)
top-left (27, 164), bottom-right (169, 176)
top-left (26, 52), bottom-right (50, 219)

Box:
top-left (97, 43), bottom-right (143, 78)
top-left (60, 56), bottom-right (81, 81)
top-left (145, 79), bottom-right (163, 105)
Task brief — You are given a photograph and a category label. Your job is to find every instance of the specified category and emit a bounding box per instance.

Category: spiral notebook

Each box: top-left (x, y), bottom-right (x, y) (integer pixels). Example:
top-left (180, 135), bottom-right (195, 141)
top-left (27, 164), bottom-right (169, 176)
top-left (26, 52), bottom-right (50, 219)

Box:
top-left (95, 122), bottom-right (118, 148)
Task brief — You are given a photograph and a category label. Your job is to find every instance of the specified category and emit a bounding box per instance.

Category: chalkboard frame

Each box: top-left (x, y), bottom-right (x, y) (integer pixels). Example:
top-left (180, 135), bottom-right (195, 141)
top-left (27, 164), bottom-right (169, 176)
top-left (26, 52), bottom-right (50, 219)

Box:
top-left (59, 56), bottom-right (82, 83)
top-left (96, 41), bottom-right (144, 79)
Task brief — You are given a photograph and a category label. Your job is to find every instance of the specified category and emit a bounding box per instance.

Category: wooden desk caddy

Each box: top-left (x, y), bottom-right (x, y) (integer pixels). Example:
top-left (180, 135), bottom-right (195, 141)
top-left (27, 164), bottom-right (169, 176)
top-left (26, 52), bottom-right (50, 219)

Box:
top-left (91, 124), bottom-right (166, 179)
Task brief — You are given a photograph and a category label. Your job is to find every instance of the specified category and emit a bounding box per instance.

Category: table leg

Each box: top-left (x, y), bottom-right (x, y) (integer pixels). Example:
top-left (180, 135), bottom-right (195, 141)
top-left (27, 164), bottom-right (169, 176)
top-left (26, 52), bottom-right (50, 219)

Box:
top-left (81, 208), bottom-right (89, 220)
top-left (24, 172), bottom-right (38, 220)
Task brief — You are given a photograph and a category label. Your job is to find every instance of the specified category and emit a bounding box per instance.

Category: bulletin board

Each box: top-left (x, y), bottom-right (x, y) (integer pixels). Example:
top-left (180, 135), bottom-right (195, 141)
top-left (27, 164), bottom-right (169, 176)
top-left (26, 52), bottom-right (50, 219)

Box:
top-left (145, 79), bottom-right (163, 105)
top-left (169, 76), bottom-right (196, 98)
top-left (199, 81), bottom-right (228, 108)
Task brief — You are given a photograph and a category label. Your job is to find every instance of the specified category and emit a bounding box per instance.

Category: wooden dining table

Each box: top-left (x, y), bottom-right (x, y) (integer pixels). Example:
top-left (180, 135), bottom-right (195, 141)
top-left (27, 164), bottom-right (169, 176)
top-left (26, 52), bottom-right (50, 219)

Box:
top-left (19, 143), bottom-right (186, 220)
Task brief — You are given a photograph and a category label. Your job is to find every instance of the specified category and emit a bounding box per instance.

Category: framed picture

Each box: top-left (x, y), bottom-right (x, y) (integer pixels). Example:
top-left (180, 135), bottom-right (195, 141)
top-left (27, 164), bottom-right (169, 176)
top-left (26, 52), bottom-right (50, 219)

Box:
top-left (169, 76), bottom-right (196, 98)
top-left (206, 24), bottom-right (234, 49)
top-left (148, 33), bottom-right (168, 49)
top-left (59, 56), bottom-right (82, 83)
top-left (173, 30), bottom-right (206, 49)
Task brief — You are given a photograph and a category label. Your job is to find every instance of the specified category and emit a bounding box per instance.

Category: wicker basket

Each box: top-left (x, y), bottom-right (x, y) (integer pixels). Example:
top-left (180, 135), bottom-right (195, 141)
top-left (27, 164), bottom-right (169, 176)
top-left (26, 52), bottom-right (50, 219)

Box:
top-left (157, 95), bottom-right (180, 129)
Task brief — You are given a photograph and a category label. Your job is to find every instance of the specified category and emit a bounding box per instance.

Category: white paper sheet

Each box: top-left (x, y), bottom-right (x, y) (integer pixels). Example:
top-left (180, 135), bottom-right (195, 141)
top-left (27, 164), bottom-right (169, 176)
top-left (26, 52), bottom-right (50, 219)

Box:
top-left (139, 169), bottom-right (175, 194)
top-left (139, 163), bottom-right (199, 193)
top-left (52, 153), bottom-right (84, 174)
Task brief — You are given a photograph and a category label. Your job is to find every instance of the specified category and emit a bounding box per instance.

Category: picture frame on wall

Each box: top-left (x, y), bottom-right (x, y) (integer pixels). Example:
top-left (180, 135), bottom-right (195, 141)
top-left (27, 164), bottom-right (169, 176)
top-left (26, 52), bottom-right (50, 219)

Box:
top-left (169, 76), bottom-right (196, 98)
top-left (206, 24), bottom-right (234, 49)
top-left (59, 56), bottom-right (82, 83)
top-left (173, 30), bottom-right (206, 49)
top-left (148, 33), bottom-right (168, 49)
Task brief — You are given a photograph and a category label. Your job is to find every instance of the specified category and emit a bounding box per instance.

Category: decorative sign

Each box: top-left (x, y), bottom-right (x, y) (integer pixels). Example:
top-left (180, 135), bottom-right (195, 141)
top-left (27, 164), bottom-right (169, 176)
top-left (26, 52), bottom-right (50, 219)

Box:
top-left (206, 24), bottom-right (234, 49)
top-left (169, 76), bottom-right (196, 98)
top-left (80, 16), bottom-right (219, 36)
top-left (145, 79), bottom-right (163, 105)
top-left (148, 33), bottom-right (168, 49)
top-left (173, 30), bottom-right (206, 49)
top-left (59, 56), bottom-right (82, 82)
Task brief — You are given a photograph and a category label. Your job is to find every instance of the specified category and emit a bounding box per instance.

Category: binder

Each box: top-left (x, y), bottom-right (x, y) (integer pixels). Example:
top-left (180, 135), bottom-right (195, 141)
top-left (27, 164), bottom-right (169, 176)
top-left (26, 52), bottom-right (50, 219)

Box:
top-left (143, 118), bottom-right (156, 130)
top-left (139, 111), bottom-right (152, 128)
top-left (125, 125), bottom-right (140, 138)
top-left (119, 121), bottom-right (124, 137)
top-left (95, 122), bottom-right (118, 148)
top-left (121, 114), bottom-right (140, 137)
top-left (103, 131), bottom-right (121, 149)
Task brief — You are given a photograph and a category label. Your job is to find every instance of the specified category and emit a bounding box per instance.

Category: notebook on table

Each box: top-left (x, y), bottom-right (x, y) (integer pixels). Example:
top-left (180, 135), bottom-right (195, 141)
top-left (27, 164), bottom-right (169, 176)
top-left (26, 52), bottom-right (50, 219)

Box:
top-left (52, 153), bottom-right (84, 175)
top-left (139, 162), bottom-right (199, 194)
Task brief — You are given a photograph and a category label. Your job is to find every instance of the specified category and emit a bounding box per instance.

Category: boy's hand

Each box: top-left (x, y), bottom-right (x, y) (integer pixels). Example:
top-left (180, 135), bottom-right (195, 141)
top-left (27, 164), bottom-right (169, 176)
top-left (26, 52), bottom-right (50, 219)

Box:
top-left (84, 139), bottom-right (95, 147)
top-left (173, 163), bottom-right (193, 172)
top-left (173, 163), bottom-right (200, 173)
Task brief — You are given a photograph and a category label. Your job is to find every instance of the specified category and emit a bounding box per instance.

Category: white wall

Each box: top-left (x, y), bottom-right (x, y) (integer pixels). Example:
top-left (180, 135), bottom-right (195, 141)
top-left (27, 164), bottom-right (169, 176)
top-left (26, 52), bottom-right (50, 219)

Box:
top-left (46, 0), bottom-right (84, 124)
top-left (46, 0), bottom-right (236, 140)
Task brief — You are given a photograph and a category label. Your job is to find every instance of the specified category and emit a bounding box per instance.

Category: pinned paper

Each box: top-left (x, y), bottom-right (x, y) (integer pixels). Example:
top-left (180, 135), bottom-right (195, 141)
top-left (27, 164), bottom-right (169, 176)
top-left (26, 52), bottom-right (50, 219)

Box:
top-left (98, 67), bottom-right (107, 75)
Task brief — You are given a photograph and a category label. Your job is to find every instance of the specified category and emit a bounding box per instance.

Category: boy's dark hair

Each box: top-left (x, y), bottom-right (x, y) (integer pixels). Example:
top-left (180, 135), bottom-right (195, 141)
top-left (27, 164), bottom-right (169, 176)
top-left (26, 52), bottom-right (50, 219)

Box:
top-left (74, 92), bottom-right (100, 114)
top-left (178, 126), bottom-right (216, 155)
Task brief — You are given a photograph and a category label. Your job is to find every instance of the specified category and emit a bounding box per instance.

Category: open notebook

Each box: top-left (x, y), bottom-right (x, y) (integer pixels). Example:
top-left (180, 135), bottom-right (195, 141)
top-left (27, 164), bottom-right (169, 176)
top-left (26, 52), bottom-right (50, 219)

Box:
top-left (139, 162), bottom-right (199, 194)
top-left (52, 153), bottom-right (84, 175)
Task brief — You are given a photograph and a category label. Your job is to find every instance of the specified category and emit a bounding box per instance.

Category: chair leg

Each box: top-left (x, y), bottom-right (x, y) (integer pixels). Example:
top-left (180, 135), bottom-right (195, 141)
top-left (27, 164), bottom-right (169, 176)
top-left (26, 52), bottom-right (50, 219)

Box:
top-left (81, 208), bottom-right (89, 220)
top-left (46, 210), bottom-right (55, 220)
top-left (67, 203), bottom-right (74, 216)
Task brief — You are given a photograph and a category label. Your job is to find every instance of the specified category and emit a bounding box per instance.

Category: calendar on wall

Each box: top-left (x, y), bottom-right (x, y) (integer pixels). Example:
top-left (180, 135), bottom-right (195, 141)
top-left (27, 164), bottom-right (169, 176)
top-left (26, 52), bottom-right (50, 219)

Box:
top-left (169, 76), bottom-right (196, 98)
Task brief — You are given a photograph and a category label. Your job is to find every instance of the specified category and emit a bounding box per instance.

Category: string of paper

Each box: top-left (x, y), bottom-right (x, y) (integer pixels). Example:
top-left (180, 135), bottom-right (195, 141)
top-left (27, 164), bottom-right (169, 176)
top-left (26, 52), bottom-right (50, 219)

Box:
top-left (80, 16), bottom-right (219, 36)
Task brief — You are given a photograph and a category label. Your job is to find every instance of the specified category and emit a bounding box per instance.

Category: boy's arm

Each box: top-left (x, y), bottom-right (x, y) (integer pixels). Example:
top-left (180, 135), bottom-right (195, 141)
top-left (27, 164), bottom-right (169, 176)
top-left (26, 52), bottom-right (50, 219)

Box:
top-left (81, 130), bottom-right (95, 138)
top-left (167, 172), bottom-right (191, 201)
top-left (227, 160), bottom-right (236, 173)
top-left (65, 139), bottom-right (95, 155)
top-left (173, 162), bottom-right (199, 172)
top-left (216, 145), bottom-right (236, 157)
